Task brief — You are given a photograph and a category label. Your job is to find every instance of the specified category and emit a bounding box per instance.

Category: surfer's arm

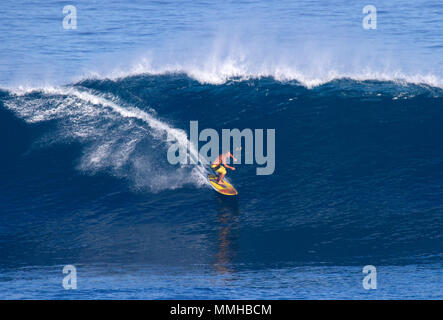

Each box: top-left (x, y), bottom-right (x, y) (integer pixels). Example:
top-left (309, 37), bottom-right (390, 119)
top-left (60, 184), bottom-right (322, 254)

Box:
top-left (222, 159), bottom-right (235, 170)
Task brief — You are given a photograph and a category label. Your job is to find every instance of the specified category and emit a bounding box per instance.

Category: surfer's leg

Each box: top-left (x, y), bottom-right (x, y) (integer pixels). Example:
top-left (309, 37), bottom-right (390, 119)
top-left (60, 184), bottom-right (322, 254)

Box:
top-left (216, 166), bottom-right (227, 184)
top-left (217, 172), bottom-right (226, 184)
top-left (212, 164), bottom-right (221, 179)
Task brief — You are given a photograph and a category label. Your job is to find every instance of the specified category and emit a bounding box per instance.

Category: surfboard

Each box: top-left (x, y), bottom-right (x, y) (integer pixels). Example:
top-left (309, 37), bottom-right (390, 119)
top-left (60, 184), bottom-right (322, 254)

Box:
top-left (208, 174), bottom-right (238, 196)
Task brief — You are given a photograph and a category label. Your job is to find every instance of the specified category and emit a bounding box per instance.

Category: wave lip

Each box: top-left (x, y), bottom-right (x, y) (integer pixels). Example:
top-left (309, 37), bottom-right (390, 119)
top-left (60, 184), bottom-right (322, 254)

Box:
top-left (78, 52), bottom-right (443, 90)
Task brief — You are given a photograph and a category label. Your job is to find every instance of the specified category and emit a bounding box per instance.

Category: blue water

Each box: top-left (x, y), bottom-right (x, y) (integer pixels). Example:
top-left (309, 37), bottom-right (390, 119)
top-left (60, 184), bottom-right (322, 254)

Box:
top-left (0, 1), bottom-right (443, 299)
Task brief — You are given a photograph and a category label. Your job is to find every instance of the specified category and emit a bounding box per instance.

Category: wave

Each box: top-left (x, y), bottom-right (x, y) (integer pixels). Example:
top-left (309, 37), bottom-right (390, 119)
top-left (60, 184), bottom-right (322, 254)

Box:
top-left (1, 74), bottom-right (442, 266)
top-left (1, 73), bottom-right (443, 195)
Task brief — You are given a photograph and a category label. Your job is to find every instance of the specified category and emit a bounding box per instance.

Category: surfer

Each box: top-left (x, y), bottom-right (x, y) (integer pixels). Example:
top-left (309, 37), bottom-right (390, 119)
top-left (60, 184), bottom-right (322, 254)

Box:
top-left (211, 151), bottom-right (237, 185)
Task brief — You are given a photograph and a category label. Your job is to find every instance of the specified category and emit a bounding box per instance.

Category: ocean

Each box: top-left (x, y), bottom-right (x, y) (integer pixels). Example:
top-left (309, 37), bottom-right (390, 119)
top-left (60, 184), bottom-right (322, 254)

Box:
top-left (0, 0), bottom-right (442, 299)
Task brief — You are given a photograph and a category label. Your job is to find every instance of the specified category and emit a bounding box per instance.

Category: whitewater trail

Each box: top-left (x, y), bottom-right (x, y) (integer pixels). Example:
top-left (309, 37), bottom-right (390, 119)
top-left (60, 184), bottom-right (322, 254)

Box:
top-left (5, 86), bottom-right (210, 192)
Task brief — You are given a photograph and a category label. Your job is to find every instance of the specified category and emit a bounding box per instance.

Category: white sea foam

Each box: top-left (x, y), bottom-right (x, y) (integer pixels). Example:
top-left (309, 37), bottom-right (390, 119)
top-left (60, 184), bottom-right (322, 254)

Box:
top-left (4, 33), bottom-right (442, 91)
top-left (78, 43), bottom-right (443, 89)
top-left (83, 59), bottom-right (443, 89)
top-left (5, 86), bottom-right (209, 192)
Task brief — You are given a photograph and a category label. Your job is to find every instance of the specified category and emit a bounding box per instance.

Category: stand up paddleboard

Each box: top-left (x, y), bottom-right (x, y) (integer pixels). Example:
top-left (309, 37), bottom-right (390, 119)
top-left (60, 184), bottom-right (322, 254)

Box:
top-left (208, 174), bottom-right (238, 196)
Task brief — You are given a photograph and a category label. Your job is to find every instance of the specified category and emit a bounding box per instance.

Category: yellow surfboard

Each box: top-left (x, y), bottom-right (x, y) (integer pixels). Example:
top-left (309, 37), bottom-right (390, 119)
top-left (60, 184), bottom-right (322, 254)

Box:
top-left (208, 174), bottom-right (238, 196)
